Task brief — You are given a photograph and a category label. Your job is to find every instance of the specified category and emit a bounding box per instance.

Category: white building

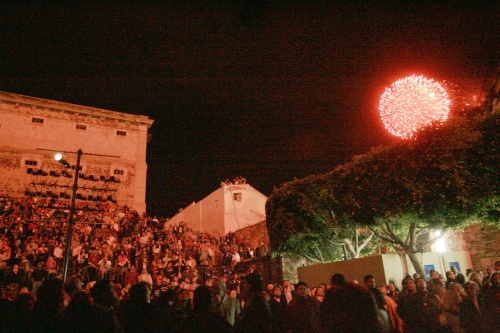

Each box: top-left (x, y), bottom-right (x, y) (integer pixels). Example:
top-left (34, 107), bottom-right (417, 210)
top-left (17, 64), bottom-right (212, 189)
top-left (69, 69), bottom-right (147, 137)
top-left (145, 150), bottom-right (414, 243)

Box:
top-left (165, 183), bottom-right (267, 235)
top-left (0, 91), bottom-right (154, 213)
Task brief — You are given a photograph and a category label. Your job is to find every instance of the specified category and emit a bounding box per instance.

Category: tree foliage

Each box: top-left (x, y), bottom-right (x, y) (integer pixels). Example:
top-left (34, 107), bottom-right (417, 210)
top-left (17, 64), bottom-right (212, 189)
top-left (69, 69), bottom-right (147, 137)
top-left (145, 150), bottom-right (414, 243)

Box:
top-left (266, 111), bottom-right (500, 273)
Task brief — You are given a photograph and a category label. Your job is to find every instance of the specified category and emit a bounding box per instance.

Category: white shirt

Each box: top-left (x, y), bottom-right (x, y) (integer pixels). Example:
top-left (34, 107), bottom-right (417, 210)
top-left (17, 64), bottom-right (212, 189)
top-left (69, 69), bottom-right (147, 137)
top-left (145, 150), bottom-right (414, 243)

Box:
top-left (138, 273), bottom-right (153, 287)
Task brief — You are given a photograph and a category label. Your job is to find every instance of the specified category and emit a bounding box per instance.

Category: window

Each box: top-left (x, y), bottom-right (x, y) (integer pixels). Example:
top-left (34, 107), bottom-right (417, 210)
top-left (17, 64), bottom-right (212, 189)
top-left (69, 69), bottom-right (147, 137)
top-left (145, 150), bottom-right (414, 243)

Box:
top-left (76, 124), bottom-right (87, 130)
top-left (113, 169), bottom-right (124, 176)
top-left (116, 130), bottom-right (127, 137)
top-left (32, 117), bottom-right (44, 124)
top-left (233, 193), bottom-right (242, 201)
top-left (25, 160), bottom-right (38, 166)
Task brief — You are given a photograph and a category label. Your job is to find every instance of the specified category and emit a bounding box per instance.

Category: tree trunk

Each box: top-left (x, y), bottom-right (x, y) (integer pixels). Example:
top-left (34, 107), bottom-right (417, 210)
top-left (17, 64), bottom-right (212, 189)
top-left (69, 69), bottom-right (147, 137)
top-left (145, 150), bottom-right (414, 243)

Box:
top-left (407, 252), bottom-right (427, 281)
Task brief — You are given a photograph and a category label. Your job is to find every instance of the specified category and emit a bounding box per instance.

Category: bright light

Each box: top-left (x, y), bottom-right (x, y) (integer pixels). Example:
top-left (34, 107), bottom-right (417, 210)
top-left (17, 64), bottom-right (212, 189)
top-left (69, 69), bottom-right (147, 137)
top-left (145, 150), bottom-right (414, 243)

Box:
top-left (379, 75), bottom-right (450, 139)
top-left (434, 230), bottom-right (446, 253)
top-left (55, 153), bottom-right (71, 168)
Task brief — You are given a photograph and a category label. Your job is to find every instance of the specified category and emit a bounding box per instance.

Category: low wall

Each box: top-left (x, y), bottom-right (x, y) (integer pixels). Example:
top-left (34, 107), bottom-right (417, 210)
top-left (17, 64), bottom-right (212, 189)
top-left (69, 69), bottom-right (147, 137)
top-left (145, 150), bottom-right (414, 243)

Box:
top-left (297, 251), bottom-right (472, 291)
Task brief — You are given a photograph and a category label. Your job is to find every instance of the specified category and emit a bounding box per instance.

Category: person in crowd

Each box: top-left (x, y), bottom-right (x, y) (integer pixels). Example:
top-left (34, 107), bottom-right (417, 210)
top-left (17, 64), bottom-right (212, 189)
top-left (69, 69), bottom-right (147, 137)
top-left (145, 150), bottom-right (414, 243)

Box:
top-left (266, 281), bottom-right (275, 297)
top-left (117, 250), bottom-right (130, 269)
top-left (169, 288), bottom-right (191, 330)
top-left (61, 290), bottom-right (113, 333)
top-left (386, 282), bottom-right (399, 301)
top-left (32, 278), bottom-right (65, 333)
top-left (30, 261), bottom-right (47, 296)
top-left (468, 271), bottom-right (483, 289)
top-left (4, 292), bottom-right (35, 333)
top-left (269, 285), bottom-right (287, 333)
top-left (5, 263), bottom-right (24, 293)
top-left (377, 284), bottom-right (404, 333)
top-left (218, 279), bottom-right (241, 327)
top-left (314, 285), bottom-right (325, 303)
top-left (123, 265), bottom-right (139, 286)
top-left (245, 264), bottom-right (263, 297)
top-left (482, 271), bottom-right (500, 332)
top-left (426, 277), bottom-right (451, 333)
top-left (364, 275), bottom-right (390, 332)
top-left (445, 270), bottom-right (457, 289)
top-left (281, 279), bottom-right (295, 305)
top-left (117, 281), bottom-right (164, 333)
top-left (238, 290), bottom-right (272, 333)
top-left (415, 277), bottom-right (427, 293)
top-left (397, 277), bottom-right (428, 333)
top-left (494, 260), bottom-right (500, 272)
top-left (443, 282), bottom-right (465, 333)
top-left (63, 275), bottom-right (83, 306)
top-left (459, 281), bottom-right (484, 333)
top-left (321, 282), bottom-right (382, 333)
top-left (182, 285), bottom-right (233, 333)
top-left (285, 282), bottom-right (321, 333)
top-left (89, 279), bottom-right (121, 332)
top-left (138, 268), bottom-right (154, 288)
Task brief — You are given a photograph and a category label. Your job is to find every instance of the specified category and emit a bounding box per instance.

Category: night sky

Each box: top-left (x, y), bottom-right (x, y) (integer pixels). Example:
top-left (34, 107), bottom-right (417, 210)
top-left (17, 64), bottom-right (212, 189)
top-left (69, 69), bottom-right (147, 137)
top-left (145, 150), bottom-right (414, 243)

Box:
top-left (1, 2), bottom-right (498, 217)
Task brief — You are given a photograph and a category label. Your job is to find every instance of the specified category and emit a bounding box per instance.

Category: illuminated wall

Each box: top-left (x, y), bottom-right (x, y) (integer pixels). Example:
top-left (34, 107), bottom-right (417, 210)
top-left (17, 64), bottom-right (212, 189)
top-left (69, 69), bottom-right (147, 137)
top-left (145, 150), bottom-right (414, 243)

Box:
top-left (165, 183), bottom-right (267, 235)
top-left (0, 91), bottom-right (154, 213)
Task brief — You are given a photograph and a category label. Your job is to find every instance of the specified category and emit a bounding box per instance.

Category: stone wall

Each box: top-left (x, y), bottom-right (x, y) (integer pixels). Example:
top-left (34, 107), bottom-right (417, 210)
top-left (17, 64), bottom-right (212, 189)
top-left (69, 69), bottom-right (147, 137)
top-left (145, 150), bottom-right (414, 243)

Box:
top-left (454, 223), bottom-right (500, 270)
top-left (232, 220), bottom-right (269, 251)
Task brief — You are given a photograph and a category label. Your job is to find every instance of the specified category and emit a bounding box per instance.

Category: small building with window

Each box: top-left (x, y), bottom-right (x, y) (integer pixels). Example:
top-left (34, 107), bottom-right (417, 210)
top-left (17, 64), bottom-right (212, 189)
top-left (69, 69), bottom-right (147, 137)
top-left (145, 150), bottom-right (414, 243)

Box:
top-left (165, 182), bottom-right (267, 235)
top-left (0, 91), bottom-right (154, 213)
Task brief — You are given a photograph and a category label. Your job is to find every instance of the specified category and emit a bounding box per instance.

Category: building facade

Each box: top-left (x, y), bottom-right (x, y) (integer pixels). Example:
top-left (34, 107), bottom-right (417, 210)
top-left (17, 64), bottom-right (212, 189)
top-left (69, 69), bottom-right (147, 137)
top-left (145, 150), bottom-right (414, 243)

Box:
top-left (0, 91), bottom-right (154, 213)
top-left (165, 183), bottom-right (267, 235)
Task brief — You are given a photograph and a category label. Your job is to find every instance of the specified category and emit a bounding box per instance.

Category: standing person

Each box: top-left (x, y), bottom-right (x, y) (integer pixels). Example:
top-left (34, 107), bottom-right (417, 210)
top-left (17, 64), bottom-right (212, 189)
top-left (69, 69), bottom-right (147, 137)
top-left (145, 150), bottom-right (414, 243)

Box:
top-left (445, 271), bottom-right (457, 290)
top-left (123, 266), bottom-right (139, 287)
top-left (269, 286), bottom-right (287, 333)
top-left (5, 264), bottom-right (24, 294)
top-left (320, 282), bottom-right (382, 333)
top-left (237, 290), bottom-right (272, 333)
top-left (459, 281), bottom-right (485, 333)
top-left (378, 285), bottom-right (404, 333)
top-left (4, 292), bottom-right (35, 333)
top-left (220, 288), bottom-right (241, 327)
top-left (183, 285), bottom-right (233, 333)
top-left (32, 278), bottom-right (65, 333)
top-left (443, 282), bottom-right (465, 333)
top-left (397, 277), bottom-right (428, 333)
top-left (117, 282), bottom-right (163, 333)
top-left (30, 262), bottom-right (47, 296)
top-left (212, 278), bottom-right (241, 326)
top-left (364, 275), bottom-right (390, 332)
top-left (482, 271), bottom-right (500, 333)
top-left (138, 269), bottom-right (154, 288)
top-left (281, 280), bottom-right (295, 305)
top-left (426, 277), bottom-right (451, 333)
top-left (285, 282), bottom-right (321, 333)
top-left (386, 283), bottom-right (399, 301)
top-left (314, 285), bottom-right (325, 303)
top-left (245, 264), bottom-right (263, 297)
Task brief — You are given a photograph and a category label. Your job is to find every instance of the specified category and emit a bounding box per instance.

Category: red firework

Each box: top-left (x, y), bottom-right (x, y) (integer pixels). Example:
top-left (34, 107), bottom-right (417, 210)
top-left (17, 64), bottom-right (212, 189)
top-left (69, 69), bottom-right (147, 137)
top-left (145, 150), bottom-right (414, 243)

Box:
top-left (379, 75), bottom-right (450, 139)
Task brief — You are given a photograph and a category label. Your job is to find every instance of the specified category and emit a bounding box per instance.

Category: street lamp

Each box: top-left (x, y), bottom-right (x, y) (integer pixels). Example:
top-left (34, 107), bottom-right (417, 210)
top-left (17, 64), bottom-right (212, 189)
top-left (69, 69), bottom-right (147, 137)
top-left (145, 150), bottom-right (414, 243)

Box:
top-left (56, 149), bottom-right (82, 281)
top-left (37, 147), bottom-right (120, 280)
top-left (55, 153), bottom-right (71, 168)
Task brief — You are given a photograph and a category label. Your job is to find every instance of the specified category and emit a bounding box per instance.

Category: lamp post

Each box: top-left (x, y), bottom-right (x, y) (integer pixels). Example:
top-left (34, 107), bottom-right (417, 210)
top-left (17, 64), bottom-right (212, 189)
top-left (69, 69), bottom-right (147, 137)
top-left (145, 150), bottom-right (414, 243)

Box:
top-left (42, 147), bottom-right (120, 281)
top-left (57, 149), bottom-right (82, 281)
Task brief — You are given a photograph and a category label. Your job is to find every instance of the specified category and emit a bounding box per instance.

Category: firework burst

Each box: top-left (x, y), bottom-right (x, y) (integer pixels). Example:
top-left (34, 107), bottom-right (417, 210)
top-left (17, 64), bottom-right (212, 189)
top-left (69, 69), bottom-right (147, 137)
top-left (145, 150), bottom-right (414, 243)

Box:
top-left (379, 75), bottom-right (450, 139)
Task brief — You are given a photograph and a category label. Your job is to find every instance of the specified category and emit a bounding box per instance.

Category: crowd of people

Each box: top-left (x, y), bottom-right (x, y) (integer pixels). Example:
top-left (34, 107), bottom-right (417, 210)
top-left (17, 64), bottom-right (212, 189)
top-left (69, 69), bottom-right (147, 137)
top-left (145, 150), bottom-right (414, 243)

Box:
top-left (0, 195), bottom-right (499, 332)
top-left (0, 195), bottom-right (266, 293)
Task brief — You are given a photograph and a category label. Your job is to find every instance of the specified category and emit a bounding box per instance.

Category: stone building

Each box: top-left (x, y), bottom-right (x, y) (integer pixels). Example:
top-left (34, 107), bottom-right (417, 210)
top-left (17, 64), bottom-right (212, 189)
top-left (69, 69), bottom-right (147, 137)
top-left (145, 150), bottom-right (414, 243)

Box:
top-left (0, 91), bottom-right (154, 213)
